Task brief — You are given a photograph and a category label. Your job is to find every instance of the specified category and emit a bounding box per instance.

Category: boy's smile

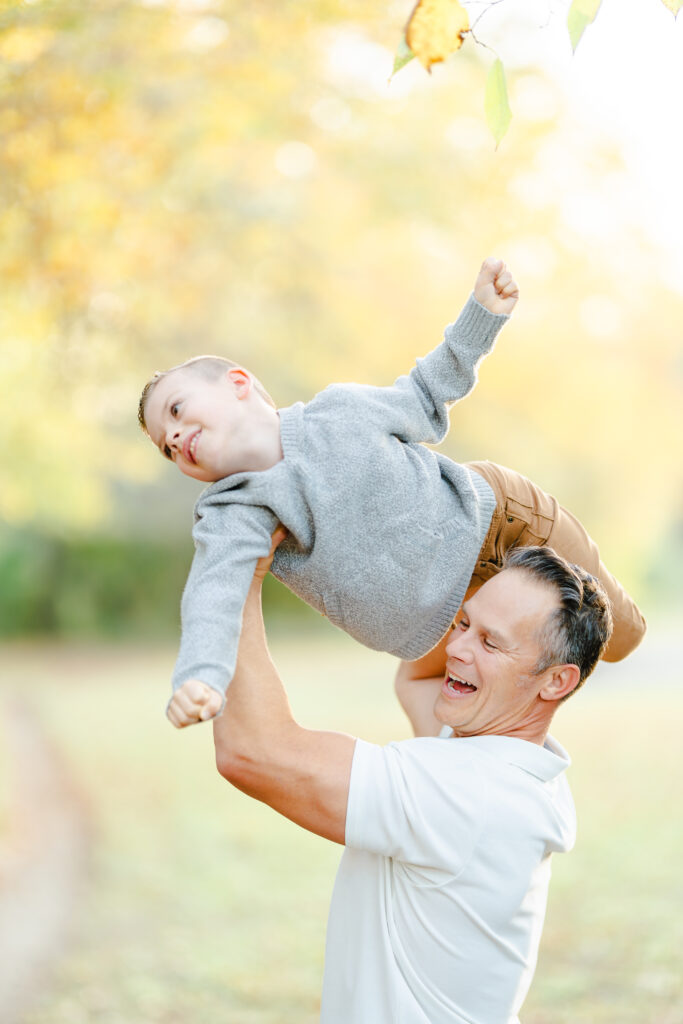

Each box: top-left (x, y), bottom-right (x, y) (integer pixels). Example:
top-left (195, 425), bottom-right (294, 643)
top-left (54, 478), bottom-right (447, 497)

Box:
top-left (144, 367), bottom-right (282, 483)
top-left (182, 428), bottom-right (202, 464)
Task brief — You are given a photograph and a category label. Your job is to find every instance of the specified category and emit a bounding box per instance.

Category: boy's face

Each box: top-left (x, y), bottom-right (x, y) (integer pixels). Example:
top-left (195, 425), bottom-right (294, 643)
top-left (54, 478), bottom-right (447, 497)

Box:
top-left (143, 367), bottom-right (259, 483)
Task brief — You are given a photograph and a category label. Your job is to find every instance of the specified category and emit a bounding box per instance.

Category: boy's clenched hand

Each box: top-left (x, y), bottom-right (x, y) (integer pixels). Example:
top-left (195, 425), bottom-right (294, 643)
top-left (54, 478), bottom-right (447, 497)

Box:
top-left (167, 678), bottom-right (223, 728)
top-left (474, 257), bottom-right (519, 316)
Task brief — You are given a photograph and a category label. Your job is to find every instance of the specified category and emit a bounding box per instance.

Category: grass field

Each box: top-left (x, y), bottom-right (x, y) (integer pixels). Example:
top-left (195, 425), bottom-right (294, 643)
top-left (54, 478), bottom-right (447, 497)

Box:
top-left (1, 617), bottom-right (682, 1024)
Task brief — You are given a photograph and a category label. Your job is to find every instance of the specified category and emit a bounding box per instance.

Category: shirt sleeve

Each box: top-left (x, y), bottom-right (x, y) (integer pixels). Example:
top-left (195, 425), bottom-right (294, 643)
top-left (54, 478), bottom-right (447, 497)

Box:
top-left (170, 495), bottom-right (279, 707)
top-left (345, 738), bottom-right (488, 874)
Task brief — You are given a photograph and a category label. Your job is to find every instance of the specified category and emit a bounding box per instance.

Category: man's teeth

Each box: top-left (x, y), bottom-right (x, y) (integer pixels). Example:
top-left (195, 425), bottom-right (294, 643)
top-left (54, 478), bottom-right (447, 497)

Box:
top-left (447, 674), bottom-right (477, 692)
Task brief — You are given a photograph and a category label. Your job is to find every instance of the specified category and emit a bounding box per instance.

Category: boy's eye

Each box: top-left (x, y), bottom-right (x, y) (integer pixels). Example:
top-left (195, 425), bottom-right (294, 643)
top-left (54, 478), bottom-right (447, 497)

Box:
top-left (459, 619), bottom-right (469, 631)
top-left (171, 402), bottom-right (179, 417)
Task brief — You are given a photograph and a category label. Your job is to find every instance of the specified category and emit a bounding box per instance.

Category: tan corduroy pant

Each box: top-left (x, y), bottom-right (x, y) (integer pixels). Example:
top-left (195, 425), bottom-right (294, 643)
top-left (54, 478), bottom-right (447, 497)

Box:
top-left (465, 461), bottom-right (646, 662)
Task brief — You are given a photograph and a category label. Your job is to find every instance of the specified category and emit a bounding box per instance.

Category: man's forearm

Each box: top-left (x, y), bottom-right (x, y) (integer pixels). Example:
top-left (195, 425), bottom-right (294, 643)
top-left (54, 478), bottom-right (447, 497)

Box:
top-left (213, 571), bottom-right (355, 844)
top-left (213, 576), bottom-right (296, 774)
top-left (394, 628), bottom-right (451, 737)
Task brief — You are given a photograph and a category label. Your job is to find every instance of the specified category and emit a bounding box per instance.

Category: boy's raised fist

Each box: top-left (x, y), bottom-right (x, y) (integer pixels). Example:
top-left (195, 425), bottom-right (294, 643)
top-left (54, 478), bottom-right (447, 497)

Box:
top-left (474, 257), bottom-right (519, 316)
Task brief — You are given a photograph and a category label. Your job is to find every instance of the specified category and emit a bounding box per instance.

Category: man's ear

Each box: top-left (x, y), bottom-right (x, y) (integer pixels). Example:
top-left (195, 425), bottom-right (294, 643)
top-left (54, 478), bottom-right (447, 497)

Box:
top-left (226, 367), bottom-right (252, 399)
top-left (538, 664), bottom-right (581, 703)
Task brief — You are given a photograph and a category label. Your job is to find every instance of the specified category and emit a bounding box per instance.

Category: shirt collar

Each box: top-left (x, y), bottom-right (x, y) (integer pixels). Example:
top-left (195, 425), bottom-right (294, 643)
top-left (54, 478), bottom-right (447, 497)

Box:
top-left (444, 732), bottom-right (571, 782)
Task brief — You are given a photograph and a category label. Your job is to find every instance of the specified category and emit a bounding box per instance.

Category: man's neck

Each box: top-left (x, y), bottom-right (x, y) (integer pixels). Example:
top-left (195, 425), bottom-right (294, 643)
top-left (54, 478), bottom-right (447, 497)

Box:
top-left (451, 707), bottom-right (555, 747)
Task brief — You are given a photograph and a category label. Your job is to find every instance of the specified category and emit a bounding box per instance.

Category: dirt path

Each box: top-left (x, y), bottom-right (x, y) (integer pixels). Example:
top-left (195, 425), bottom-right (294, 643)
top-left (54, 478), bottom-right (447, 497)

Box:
top-left (0, 699), bottom-right (89, 1024)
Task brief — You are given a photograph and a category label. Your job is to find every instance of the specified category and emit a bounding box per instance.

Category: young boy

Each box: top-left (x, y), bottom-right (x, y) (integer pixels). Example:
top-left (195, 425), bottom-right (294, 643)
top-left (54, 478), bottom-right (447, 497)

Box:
top-left (139, 259), bottom-right (646, 727)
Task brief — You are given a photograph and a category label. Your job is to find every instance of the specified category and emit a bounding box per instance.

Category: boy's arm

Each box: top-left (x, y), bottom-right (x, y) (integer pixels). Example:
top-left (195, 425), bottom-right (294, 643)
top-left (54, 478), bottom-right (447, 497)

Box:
top-left (409, 258), bottom-right (517, 438)
top-left (394, 628), bottom-right (452, 738)
top-left (169, 496), bottom-right (279, 721)
top-left (365, 258), bottom-right (518, 447)
top-left (213, 537), bottom-right (355, 845)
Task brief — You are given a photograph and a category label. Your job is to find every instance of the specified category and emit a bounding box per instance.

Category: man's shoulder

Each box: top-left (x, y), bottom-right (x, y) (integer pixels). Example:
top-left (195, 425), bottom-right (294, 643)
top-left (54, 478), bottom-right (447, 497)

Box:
top-left (355, 735), bottom-right (488, 783)
top-left (360, 733), bottom-right (570, 790)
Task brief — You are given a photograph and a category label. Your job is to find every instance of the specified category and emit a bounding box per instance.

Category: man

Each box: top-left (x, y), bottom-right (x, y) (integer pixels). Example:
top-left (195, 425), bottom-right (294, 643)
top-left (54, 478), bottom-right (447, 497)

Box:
top-left (174, 539), bottom-right (613, 1023)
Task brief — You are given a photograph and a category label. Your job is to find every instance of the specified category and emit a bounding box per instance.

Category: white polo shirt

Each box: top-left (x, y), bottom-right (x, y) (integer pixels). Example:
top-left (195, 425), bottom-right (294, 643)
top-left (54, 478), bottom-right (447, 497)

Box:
top-left (320, 733), bottom-right (575, 1024)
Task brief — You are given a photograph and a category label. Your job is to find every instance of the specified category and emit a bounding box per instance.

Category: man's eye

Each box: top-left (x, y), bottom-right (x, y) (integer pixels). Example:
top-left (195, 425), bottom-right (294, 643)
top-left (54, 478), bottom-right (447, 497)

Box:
top-left (459, 619), bottom-right (469, 631)
top-left (483, 638), bottom-right (497, 651)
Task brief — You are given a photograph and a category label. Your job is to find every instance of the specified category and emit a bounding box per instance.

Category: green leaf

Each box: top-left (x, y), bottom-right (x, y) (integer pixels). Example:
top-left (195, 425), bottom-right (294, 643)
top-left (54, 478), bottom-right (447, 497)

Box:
top-left (484, 59), bottom-right (511, 148)
top-left (390, 37), bottom-right (415, 79)
top-left (660, 0), bottom-right (683, 14)
top-left (567, 0), bottom-right (603, 52)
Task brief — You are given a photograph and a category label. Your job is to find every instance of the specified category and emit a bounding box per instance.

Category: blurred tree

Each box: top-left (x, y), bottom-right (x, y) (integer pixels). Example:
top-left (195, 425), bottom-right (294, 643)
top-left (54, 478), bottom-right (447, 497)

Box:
top-left (0, 0), bottom-right (680, 597)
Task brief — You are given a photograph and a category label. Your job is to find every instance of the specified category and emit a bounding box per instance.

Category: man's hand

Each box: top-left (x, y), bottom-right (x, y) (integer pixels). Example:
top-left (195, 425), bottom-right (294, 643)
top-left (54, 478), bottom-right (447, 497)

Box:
top-left (473, 257), bottom-right (519, 316)
top-left (252, 525), bottom-right (288, 583)
top-left (167, 678), bottom-right (224, 728)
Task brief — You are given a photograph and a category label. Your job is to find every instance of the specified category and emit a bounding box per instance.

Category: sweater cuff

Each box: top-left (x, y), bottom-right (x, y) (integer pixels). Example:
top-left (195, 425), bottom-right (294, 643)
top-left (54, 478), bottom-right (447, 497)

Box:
top-left (448, 293), bottom-right (509, 347)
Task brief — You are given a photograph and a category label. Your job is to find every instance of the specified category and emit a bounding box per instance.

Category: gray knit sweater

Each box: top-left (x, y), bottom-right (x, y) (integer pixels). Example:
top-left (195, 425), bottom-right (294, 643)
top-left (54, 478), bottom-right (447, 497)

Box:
top-left (172, 296), bottom-right (507, 702)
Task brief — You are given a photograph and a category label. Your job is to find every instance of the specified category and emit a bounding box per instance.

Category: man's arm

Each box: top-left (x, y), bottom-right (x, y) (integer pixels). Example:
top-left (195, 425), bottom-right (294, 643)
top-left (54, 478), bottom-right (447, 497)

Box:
top-left (394, 628), bottom-right (453, 738)
top-left (211, 540), bottom-right (355, 845)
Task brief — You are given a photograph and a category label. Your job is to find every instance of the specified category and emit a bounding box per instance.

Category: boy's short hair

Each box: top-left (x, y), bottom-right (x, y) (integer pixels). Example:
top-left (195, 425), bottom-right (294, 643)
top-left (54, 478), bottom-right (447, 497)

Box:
top-left (138, 356), bottom-right (275, 434)
top-left (503, 545), bottom-right (613, 700)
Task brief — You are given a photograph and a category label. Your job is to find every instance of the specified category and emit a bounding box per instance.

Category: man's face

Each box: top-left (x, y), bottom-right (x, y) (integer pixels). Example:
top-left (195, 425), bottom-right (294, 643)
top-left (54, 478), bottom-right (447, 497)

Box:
top-left (434, 569), bottom-right (559, 738)
top-left (143, 368), bottom-right (257, 483)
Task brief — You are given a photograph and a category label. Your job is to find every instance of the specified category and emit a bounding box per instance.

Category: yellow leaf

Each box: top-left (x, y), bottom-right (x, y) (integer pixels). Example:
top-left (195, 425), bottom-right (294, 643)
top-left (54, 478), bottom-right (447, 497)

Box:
top-left (660, 0), bottom-right (683, 13)
top-left (567, 0), bottom-right (603, 52)
top-left (405, 0), bottom-right (469, 72)
top-left (485, 59), bottom-right (511, 148)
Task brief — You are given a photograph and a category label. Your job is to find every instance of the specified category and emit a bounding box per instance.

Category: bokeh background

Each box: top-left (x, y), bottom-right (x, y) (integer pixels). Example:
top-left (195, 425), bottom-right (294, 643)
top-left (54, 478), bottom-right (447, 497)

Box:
top-left (1, 0), bottom-right (681, 1021)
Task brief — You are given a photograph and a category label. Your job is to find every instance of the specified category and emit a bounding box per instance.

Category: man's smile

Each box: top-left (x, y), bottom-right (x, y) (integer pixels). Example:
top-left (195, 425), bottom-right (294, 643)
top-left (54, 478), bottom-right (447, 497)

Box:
top-left (442, 672), bottom-right (478, 698)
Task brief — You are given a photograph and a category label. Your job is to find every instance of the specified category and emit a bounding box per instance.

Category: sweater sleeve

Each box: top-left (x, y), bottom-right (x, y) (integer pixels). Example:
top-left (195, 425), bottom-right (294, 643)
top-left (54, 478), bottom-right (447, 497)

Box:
top-left (356, 295), bottom-right (508, 446)
top-left (170, 494), bottom-right (279, 709)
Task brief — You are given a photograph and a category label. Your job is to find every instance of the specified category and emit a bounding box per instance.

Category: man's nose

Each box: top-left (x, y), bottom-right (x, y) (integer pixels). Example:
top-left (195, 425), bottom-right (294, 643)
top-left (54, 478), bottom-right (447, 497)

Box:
top-left (446, 629), bottom-right (473, 664)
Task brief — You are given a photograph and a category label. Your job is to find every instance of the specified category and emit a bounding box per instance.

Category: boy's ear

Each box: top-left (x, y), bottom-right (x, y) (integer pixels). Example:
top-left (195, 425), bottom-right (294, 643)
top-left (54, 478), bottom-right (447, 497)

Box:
top-left (538, 664), bottom-right (581, 703)
top-left (226, 367), bottom-right (252, 399)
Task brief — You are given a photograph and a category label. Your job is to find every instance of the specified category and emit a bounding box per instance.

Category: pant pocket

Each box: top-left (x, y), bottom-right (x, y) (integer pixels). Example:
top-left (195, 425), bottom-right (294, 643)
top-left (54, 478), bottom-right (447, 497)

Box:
top-left (493, 497), bottom-right (554, 565)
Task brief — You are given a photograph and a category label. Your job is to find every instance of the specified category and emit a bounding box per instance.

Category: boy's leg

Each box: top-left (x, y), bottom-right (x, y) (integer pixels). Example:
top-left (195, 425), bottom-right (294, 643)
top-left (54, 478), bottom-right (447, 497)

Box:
top-left (465, 461), bottom-right (646, 662)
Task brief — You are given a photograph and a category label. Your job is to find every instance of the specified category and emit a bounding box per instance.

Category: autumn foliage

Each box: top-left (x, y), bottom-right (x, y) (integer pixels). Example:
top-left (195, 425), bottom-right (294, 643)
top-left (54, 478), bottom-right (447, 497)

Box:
top-left (0, 0), bottom-right (681, 609)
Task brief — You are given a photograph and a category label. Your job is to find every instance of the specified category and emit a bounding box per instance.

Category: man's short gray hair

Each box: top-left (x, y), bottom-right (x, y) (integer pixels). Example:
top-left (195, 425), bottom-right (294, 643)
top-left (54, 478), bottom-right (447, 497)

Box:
top-left (503, 546), bottom-right (613, 700)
